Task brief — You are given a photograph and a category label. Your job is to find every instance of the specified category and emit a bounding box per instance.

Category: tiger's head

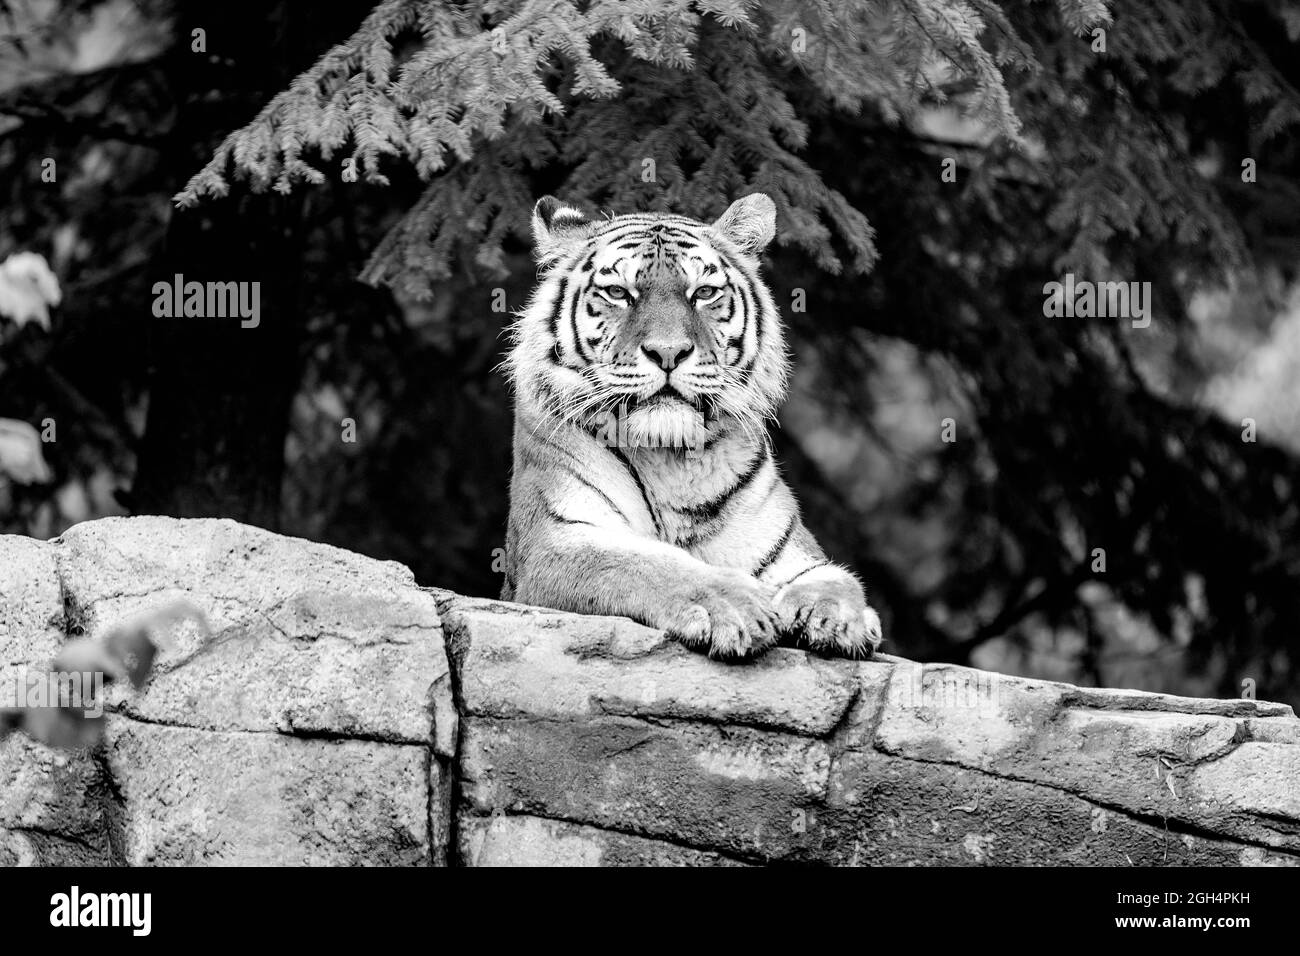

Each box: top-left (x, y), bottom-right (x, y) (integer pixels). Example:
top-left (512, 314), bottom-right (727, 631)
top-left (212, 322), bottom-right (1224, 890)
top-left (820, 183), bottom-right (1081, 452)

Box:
top-left (506, 194), bottom-right (790, 451)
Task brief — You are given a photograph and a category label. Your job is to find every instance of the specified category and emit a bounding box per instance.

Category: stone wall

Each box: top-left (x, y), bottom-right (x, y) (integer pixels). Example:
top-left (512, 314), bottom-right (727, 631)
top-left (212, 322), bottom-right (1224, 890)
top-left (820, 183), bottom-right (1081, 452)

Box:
top-left (1, 517), bottom-right (1297, 866)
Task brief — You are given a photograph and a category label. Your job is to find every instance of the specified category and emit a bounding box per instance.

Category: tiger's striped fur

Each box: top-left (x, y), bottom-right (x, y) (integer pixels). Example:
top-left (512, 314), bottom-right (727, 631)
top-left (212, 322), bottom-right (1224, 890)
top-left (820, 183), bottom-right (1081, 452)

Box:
top-left (501, 194), bottom-right (882, 660)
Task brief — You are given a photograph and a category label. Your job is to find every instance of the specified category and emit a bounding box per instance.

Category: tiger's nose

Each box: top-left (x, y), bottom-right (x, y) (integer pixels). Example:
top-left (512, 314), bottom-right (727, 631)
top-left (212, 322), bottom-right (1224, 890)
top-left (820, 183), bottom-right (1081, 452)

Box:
top-left (641, 340), bottom-right (695, 371)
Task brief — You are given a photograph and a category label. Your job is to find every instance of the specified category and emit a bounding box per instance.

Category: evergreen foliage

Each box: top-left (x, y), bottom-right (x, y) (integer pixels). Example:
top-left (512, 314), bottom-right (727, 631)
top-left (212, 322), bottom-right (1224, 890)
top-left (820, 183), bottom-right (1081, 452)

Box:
top-left (175, 0), bottom-right (1123, 295)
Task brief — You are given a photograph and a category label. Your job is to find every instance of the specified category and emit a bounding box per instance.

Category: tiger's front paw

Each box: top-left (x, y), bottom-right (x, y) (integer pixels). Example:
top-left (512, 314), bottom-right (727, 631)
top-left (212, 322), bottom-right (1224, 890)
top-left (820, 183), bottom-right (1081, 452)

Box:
top-left (775, 571), bottom-right (882, 659)
top-left (664, 572), bottom-right (779, 661)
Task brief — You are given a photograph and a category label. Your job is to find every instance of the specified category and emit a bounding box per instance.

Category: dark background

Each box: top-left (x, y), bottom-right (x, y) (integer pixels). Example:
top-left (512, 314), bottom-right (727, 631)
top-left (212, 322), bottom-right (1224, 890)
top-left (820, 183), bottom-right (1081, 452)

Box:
top-left (2, 0), bottom-right (1299, 706)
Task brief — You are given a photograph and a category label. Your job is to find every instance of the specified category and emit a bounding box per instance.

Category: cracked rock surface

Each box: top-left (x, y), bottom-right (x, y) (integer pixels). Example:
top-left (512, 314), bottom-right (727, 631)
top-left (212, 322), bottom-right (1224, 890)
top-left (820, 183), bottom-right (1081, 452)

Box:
top-left (2, 517), bottom-right (1298, 866)
top-left (2, 517), bottom-right (452, 865)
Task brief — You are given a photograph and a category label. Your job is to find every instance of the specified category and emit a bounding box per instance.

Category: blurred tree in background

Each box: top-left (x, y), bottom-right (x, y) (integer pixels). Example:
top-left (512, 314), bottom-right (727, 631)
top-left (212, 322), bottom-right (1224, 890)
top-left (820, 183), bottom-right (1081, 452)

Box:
top-left (3, 0), bottom-right (1300, 704)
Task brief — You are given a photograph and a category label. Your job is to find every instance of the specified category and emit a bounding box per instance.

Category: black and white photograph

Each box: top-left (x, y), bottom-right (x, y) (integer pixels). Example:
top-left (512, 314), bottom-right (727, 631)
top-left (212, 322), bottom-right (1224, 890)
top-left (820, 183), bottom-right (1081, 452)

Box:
top-left (0, 0), bottom-right (1298, 920)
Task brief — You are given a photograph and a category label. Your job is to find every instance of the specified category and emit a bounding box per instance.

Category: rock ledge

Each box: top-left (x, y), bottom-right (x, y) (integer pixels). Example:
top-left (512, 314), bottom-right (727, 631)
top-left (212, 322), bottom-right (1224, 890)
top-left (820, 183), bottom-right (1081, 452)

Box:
top-left (1, 517), bottom-right (1296, 866)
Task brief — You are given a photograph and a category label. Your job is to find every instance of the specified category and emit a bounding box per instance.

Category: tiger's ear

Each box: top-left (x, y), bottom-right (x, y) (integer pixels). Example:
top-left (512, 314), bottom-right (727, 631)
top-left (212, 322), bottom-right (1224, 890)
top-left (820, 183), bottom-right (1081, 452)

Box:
top-left (532, 197), bottom-right (592, 261)
top-left (712, 193), bottom-right (776, 255)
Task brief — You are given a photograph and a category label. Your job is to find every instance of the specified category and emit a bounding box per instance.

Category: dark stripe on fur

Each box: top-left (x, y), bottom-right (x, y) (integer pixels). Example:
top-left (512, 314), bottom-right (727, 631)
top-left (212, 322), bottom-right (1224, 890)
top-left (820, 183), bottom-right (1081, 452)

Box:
top-left (571, 274), bottom-right (595, 364)
top-left (753, 515), bottom-right (798, 577)
top-left (703, 423), bottom-right (731, 450)
top-left (716, 248), bottom-right (761, 368)
top-left (676, 444), bottom-right (768, 522)
top-left (608, 446), bottom-right (664, 538)
top-left (772, 560), bottom-right (830, 589)
top-left (528, 432), bottom-right (632, 524)
top-left (546, 275), bottom-right (568, 339)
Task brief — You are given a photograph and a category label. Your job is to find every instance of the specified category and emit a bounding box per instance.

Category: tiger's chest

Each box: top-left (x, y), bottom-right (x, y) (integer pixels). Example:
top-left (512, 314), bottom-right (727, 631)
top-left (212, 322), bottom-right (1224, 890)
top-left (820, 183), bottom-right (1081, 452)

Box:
top-left (622, 436), bottom-right (772, 556)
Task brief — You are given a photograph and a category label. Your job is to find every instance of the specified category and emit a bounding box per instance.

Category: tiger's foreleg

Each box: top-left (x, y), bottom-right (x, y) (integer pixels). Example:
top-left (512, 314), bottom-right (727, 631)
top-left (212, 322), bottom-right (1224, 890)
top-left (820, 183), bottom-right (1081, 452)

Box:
top-left (744, 498), bottom-right (884, 658)
top-left (514, 522), bottom-right (780, 660)
top-left (772, 563), bottom-right (883, 658)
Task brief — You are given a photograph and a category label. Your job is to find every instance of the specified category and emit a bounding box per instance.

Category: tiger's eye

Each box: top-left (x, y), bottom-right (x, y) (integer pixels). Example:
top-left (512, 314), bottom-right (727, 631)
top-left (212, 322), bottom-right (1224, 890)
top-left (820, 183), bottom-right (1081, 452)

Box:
top-left (693, 285), bottom-right (722, 303)
top-left (602, 286), bottom-right (630, 301)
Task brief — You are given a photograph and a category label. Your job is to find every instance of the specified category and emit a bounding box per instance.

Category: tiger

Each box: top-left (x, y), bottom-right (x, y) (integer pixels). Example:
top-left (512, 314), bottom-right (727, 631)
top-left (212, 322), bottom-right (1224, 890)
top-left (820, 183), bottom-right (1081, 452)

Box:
top-left (500, 193), bottom-right (883, 660)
